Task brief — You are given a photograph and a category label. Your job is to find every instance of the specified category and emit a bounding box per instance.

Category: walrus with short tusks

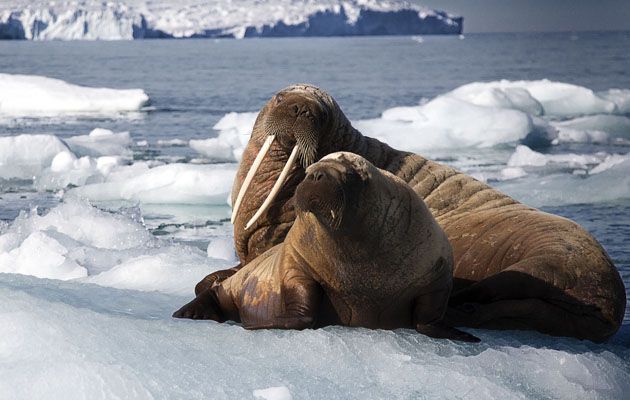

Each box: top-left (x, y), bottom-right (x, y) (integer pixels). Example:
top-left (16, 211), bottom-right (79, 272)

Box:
top-left (195, 84), bottom-right (626, 342)
top-left (174, 153), bottom-right (479, 342)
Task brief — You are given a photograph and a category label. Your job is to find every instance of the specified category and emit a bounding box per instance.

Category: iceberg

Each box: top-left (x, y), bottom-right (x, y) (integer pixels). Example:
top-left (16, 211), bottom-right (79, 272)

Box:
top-left (0, 0), bottom-right (463, 41)
top-left (0, 73), bottom-right (149, 117)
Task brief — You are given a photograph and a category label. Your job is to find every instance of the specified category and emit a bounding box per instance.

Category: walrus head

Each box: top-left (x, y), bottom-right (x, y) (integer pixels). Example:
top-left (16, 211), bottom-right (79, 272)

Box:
top-left (294, 152), bottom-right (370, 232)
top-left (231, 84), bottom-right (351, 230)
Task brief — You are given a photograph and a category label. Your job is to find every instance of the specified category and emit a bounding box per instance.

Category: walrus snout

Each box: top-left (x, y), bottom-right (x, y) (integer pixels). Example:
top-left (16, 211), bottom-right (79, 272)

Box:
top-left (295, 166), bottom-right (347, 229)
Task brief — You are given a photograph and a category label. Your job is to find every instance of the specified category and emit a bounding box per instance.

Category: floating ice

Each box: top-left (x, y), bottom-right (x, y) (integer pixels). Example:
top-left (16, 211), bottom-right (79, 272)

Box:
top-left (507, 145), bottom-right (605, 169)
top-left (207, 236), bottom-right (238, 263)
top-left (0, 134), bottom-right (71, 180)
top-left (552, 115), bottom-right (630, 144)
top-left (0, 199), bottom-right (227, 294)
top-left (355, 80), bottom-right (630, 151)
top-left (354, 96), bottom-right (547, 151)
top-left (34, 152), bottom-right (124, 191)
top-left (448, 80), bottom-right (627, 117)
top-left (191, 80), bottom-right (630, 156)
top-left (64, 128), bottom-right (133, 158)
top-left (190, 112), bottom-right (257, 162)
top-left (67, 163), bottom-right (237, 205)
top-left (497, 155), bottom-right (630, 207)
top-left (253, 387), bottom-right (293, 400)
top-left (0, 73), bottom-right (149, 117)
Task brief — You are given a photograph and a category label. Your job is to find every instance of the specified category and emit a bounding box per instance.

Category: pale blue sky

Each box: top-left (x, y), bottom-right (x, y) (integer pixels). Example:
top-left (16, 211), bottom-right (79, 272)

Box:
top-left (421, 0), bottom-right (630, 32)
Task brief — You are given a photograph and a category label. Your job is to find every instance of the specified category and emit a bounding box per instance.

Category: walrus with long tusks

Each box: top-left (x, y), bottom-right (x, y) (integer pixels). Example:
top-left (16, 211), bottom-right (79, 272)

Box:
top-left (174, 153), bottom-right (479, 342)
top-left (195, 84), bottom-right (626, 342)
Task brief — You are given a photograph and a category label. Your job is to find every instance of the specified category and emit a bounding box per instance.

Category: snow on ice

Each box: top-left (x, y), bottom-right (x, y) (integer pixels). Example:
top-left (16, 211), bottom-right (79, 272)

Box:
top-left (0, 73), bottom-right (149, 117)
top-left (0, 199), bottom-right (629, 399)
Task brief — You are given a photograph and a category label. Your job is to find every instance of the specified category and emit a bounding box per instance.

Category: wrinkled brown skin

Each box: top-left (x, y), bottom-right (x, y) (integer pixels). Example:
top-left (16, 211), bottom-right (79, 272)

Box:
top-left (174, 154), bottom-right (479, 342)
top-left (196, 84), bottom-right (626, 342)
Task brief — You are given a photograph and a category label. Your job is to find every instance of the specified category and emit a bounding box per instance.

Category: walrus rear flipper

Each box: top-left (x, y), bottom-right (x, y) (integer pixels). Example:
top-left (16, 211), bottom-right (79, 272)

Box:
top-left (415, 322), bottom-right (480, 343)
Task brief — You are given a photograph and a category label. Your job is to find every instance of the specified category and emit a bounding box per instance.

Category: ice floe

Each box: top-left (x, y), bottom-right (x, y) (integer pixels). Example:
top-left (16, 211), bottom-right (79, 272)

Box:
top-left (497, 154), bottom-right (630, 207)
top-left (197, 80), bottom-right (630, 155)
top-left (64, 128), bottom-right (133, 157)
top-left (0, 73), bottom-right (149, 117)
top-left (0, 196), bottom-right (627, 397)
top-left (0, 199), bottom-right (229, 294)
top-left (0, 134), bottom-right (71, 180)
top-left (0, 270), bottom-right (628, 399)
top-left (67, 163), bottom-right (236, 205)
top-left (189, 111), bottom-right (257, 162)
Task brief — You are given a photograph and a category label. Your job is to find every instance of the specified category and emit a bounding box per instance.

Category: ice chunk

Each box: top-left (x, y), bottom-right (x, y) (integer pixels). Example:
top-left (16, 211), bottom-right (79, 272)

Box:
top-left (355, 96), bottom-right (540, 151)
top-left (0, 199), bottom-right (228, 293)
top-left (0, 134), bottom-right (71, 180)
top-left (0, 73), bottom-right (149, 117)
top-left (497, 156), bottom-right (630, 207)
top-left (507, 145), bottom-right (604, 169)
top-left (34, 152), bottom-right (124, 191)
top-left (449, 83), bottom-right (544, 115)
top-left (552, 115), bottom-right (630, 144)
top-left (67, 163), bottom-right (237, 205)
top-left (64, 128), bottom-right (133, 157)
top-left (448, 80), bottom-right (621, 117)
top-left (600, 89), bottom-right (630, 114)
top-left (253, 387), bottom-right (293, 400)
top-left (190, 112), bottom-right (257, 162)
top-left (207, 237), bottom-right (237, 262)
top-left (0, 231), bottom-right (87, 280)
top-left (590, 154), bottom-right (630, 175)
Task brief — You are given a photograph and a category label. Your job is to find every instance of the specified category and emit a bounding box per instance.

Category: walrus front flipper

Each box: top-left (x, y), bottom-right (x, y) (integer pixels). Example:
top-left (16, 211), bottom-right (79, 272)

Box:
top-left (172, 289), bottom-right (226, 322)
top-left (241, 273), bottom-right (323, 330)
top-left (415, 322), bottom-right (480, 343)
top-left (194, 264), bottom-right (242, 296)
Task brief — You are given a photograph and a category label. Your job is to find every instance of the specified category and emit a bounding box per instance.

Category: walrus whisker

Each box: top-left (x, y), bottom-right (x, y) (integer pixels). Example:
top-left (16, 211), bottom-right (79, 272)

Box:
top-left (231, 134), bottom-right (276, 224)
top-left (245, 145), bottom-right (299, 230)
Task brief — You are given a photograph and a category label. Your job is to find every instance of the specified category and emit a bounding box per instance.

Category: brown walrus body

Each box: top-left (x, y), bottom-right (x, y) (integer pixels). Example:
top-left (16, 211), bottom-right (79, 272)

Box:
top-left (175, 153), bottom-right (478, 342)
top-left (197, 84), bottom-right (626, 342)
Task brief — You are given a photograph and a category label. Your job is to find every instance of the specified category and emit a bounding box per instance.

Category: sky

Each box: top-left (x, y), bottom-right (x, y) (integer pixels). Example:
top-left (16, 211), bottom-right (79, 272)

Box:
top-left (420, 0), bottom-right (630, 32)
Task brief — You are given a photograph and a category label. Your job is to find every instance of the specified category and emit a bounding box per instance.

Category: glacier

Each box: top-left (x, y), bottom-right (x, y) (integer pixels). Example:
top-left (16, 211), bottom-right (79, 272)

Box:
top-left (0, 0), bottom-right (463, 41)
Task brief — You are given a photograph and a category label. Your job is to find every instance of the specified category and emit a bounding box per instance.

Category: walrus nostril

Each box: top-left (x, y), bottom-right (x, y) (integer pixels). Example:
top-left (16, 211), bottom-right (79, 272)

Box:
top-left (292, 104), bottom-right (300, 115)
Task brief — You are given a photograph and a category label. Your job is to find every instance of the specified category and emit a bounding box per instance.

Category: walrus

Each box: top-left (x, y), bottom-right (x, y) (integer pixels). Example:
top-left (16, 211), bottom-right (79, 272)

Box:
top-left (197, 84), bottom-right (626, 342)
top-left (174, 153), bottom-right (479, 342)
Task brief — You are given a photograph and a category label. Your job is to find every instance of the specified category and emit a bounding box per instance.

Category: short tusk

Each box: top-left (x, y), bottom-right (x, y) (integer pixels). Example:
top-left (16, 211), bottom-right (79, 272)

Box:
top-left (231, 135), bottom-right (275, 224)
top-left (245, 145), bottom-right (299, 230)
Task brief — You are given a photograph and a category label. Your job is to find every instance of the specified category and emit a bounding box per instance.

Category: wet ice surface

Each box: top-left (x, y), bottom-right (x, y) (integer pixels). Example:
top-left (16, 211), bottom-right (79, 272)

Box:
top-left (1, 35), bottom-right (630, 399)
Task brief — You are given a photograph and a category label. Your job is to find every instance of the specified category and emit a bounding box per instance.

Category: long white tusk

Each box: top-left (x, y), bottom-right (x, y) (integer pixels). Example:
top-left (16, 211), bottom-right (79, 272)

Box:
top-left (245, 145), bottom-right (299, 230)
top-left (231, 135), bottom-right (275, 224)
